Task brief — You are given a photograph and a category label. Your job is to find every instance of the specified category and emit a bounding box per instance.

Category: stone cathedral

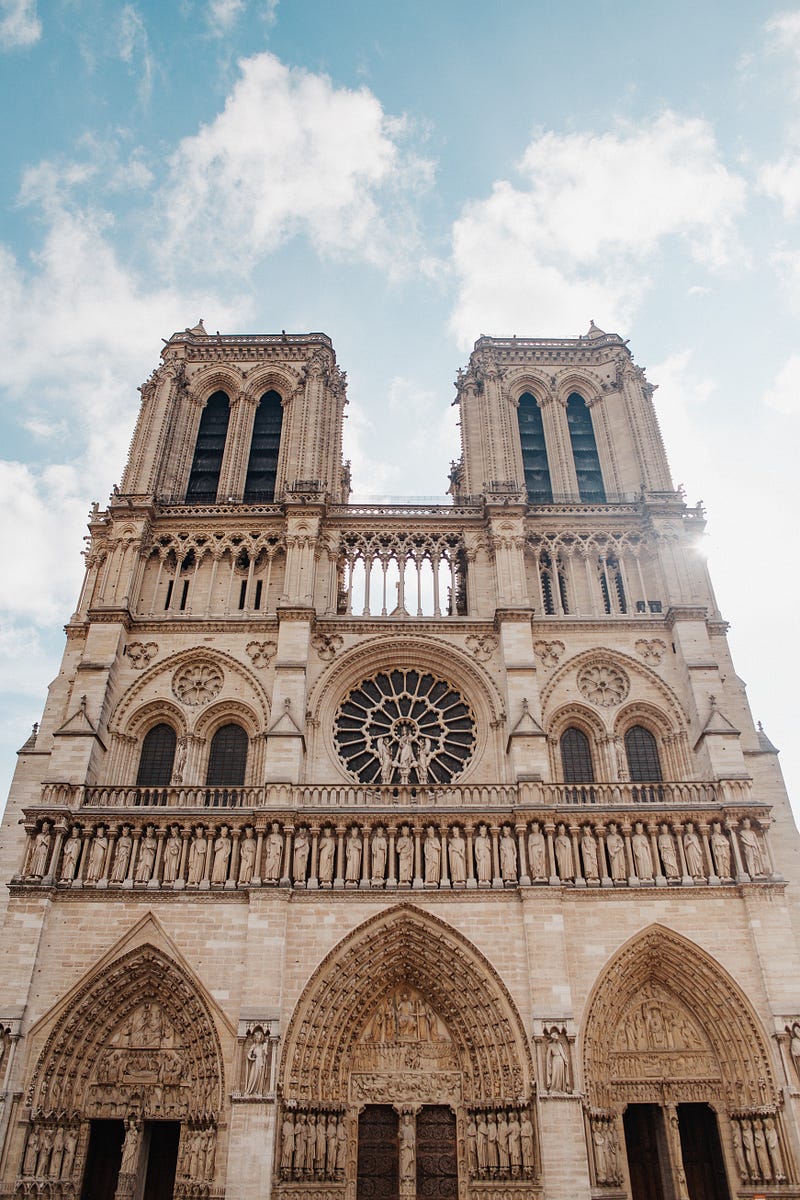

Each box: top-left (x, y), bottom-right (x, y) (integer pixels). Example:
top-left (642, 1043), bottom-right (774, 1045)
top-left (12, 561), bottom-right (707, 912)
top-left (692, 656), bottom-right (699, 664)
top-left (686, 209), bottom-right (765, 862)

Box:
top-left (1, 321), bottom-right (799, 1200)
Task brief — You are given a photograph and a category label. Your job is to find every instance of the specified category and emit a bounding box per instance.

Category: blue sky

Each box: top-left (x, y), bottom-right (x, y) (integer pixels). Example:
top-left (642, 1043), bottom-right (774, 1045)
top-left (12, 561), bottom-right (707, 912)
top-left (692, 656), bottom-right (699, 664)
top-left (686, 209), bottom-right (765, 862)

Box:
top-left (0, 0), bottom-right (799, 811)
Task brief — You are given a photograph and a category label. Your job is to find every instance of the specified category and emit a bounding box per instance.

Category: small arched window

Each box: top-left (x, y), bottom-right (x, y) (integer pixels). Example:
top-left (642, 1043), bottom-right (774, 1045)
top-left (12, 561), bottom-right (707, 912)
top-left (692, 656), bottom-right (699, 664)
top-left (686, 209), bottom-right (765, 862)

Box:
top-left (244, 390), bottom-right (283, 502)
top-left (517, 393), bottom-right (552, 502)
top-left (566, 393), bottom-right (605, 502)
top-left (625, 725), bottom-right (663, 782)
top-left (186, 391), bottom-right (231, 502)
top-left (206, 723), bottom-right (248, 786)
top-left (136, 723), bottom-right (177, 786)
top-left (560, 727), bottom-right (594, 783)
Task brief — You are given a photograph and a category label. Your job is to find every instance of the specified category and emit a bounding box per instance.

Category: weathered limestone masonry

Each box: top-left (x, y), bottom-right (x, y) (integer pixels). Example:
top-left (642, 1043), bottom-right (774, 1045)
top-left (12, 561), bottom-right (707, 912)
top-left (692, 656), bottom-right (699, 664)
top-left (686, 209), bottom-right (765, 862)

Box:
top-left (1, 319), bottom-right (799, 1200)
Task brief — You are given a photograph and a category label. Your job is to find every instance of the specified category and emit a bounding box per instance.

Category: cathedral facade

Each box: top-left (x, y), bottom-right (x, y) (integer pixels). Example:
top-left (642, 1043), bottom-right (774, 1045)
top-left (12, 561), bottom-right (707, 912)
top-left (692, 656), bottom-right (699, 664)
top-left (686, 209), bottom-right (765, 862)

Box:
top-left (0, 322), bottom-right (798, 1200)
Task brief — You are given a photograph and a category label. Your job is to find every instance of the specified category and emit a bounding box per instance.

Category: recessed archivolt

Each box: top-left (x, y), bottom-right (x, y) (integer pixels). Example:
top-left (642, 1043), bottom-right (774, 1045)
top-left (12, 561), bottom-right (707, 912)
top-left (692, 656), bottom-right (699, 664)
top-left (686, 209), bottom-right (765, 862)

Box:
top-left (613, 700), bottom-right (675, 741)
top-left (581, 924), bottom-right (777, 1111)
top-left (541, 647), bottom-right (688, 731)
top-left (280, 905), bottom-right (533, 1106)
top-left (546, 701), bottom-right (608, 743)
top-left (501, 368), bottom-right (556, 407)
top-left (186, 363), bottom-right (245, 404)
top-left (552, 367), bottom-right (606, 407)
top-left (241, 364), bottom-right (301, 404)
top-left (124, 698), bottom-right (188, 740)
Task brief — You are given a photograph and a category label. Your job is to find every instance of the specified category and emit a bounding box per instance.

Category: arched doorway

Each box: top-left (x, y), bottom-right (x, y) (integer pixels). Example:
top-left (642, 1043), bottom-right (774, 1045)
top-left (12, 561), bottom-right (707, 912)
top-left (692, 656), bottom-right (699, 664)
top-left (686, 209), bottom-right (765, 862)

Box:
top-left (20, 944), bottom-right (225, 1200)
top-left (276, 905), bottom-right (538, 1200)
top-left (581, 925), bottom-right (788, 1199)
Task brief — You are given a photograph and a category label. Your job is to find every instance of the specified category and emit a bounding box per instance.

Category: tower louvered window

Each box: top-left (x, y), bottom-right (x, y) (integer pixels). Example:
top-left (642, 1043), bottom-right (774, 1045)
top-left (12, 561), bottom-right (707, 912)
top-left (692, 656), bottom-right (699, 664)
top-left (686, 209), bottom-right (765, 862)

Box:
top-left (244, 390), bottom-right (283, 502)
top-left (566, 393), bottom-right (606, 502)
top-left (560, 727), bottom-right (594, 783)
top-left (136, 723), bottom-right (177, 786)
top-left (517, 393), bottom-right (553, 502)
top-left (625, 725), bottom-right (663, 782)
top-left (206, 723), bottom-right (248, 786)
top-left (186, 391), bottom-right (231, 502)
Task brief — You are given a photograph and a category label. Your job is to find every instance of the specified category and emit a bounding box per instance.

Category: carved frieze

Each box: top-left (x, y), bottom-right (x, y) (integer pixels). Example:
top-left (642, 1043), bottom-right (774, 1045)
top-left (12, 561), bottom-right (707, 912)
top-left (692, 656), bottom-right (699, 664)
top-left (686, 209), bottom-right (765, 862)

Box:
top-left (533, 640), bottom-right (564, 668)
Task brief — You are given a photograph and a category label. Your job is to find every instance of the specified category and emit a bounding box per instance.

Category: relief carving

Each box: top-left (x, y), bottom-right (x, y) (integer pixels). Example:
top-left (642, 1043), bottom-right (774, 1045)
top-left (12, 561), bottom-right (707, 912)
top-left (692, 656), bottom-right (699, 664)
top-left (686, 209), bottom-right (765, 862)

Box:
top-left (533, 639), bottom-right (565, 668)
top-left (246, 639), bottom-right (278, 668)
top-left (126, 641), bottom-right (159, 669)
top-left (634, 638), bottom-right (666, 665)
top-left (172, 660), bottom-right (224, 706)
top-left (311, 632), bottom-right (344, 662)
top-left (466, 633), bottom-right (498, 662)
top-left (577, 662), bottom-right (629, 707)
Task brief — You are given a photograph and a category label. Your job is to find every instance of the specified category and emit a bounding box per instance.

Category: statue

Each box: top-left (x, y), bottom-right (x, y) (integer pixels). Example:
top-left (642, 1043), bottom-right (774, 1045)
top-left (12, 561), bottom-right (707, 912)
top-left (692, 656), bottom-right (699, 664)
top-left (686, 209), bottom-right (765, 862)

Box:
top-left (244, 1028), bottom-right (269, 1095)
top-left (731, 1121), bottom-right (748, 1180)
top-left (397, 824), bottom-right (413, 884)
top-left (376, 736), bottom-right (394, 784)
top-left (136, 825), bottom-right (157, 883)
top-left (86, 825), bottom-right (108, 883)
top-left (172, 736), bottom-right (187, 783)
top-left (423, 825), bottom-right (441, 884)
top-left (120, 1116), bottom-right (141, 1175)
top-left (264, 822), bottom-right (283, 882)
top-left (29, 822), bottom-right (51, 878)
top-left (238, 827), bottom-right (256, 884)
top-left (280, 1114), bottom-right (295, 1173)
top-left (631, 822), bottom-right (653, 880)
top-left (606, 823), bottom-right (626, 882)
top-left (371, 825), bottom-right (387, 882)
top-left (60, 827), bottom-right (81, 882)
top-left (486, 1113), bottom-right (499, 1169)
top-left (318, 827), bottom-right (335, 884)
top-left (554, 823), bottom-right (573, 881)
top-left (790, 1022), bottom-right (800, 1082)
top-left (742, 1119), bottom-right (758, 1179)
top-left (163, 825), bottom-right (181, 883)
top-left (476, 1114), bottom-right (488, 1172)
top-left (658, 823), bottom-right (679, 879)
top-left (417, 736), bottom-right (432, 784)
top-left (500, 825), bottom-right (517, 882)
top-left (528, 821), bottom-right (546, 880)
top-left (753, 1118), bottom-right (773, 1181)
top-left (508, 1112), bottom-right (522, 1173)
top-left (304, 1115), bottom-right (316, 1173)
top-left (211, 826), bottom-right (231, 884)
top-left (474, 823), bottom-right (492, 884)
top-left (683, 822), bottom-right (705, 880)
top-left (448, 826), bottom-right (467, 884)
top-left (36, 1127), bottom-right (53, 1178)
top-left (187, 825), bottom-right (207, 885)
top-left (739, 818), bottom-right (766, 877)
top-left (61, 1126), bottom-right (78, 1179)
top-left (110, 825), bottom-right (133, 883)
top-left (399, 1113), bottom-right (415, 1184)
top-left (466, 1116), bottom-right (478, 1174)
top-left (710, 822), bottom-right (731, 878)
top-left (49, 1127), bottom-right (65, 1179)
top-left (22, 1127), bottom-right (39, 1176)
top-left (581, 826), bottom-right (599, 880)
top-left (394, 727), bottom-right (418, 785)
top-left (545, 1029), bottom-right (570, 1092)
top-left (293, 828), bottom-right (310, 883)
top-left (764, 1116), bottom-right (786, 1181)
top-left (335, 1115), bottom-right (347, 1173)
top-left (497, 1110), bottom-right (509, 1171)
top-left (326, 1116), bottom-right (337, 1178)
top-left (345, 826), bottom-right (362, 883)
top-left (315, 1110), bottom-right (327, 1173)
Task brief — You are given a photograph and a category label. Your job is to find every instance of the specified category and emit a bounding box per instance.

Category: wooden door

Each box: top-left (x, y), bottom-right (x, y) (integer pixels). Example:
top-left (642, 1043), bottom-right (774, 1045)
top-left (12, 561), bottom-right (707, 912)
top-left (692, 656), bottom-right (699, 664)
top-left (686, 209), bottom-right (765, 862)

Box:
top-left (357, 1105), bottom-right (399, 1200)
top-left (416, 1106), bottom-right (458, 1199)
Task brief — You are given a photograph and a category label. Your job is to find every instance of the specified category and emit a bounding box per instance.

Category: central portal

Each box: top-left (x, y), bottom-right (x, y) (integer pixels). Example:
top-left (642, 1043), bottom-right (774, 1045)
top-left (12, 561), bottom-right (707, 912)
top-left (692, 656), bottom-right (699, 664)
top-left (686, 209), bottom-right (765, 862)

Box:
top-left (356, 1105), bottom-right (457, 1200)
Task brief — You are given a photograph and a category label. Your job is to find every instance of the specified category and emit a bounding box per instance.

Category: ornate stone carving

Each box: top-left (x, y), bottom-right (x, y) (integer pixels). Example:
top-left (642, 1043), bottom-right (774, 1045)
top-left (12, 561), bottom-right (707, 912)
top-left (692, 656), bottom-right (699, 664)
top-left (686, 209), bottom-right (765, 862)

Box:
top-left (311, 632), bottom-right (344, 661)
top-left (466, 633), bottom-right (498, 662)
top-left (589, 1113), bottom-right (623, 1186)
top-left (246, 639), bottom-right (278, 668)
top-left (545, 1028), bottom-right (572, 1093)
top-left (278, 1108), bottom-right (345, 1182)
top-left (172, 659), bottom-right (223, 705)
top-left (27, 821), bottom-right (51, 879)
top-left (577, 662), bottom-right (629, 707)
top-left (533, 640), bottom-right (565, 668)
top-left (242, 1026), bottom-right (270, 1096)
top-left (634, 638), bottom-right (666, 665)
top-left (739, 817), bottom-right (768, 877)
top-left (126, 641), bottom-right (159, 669)
top-left (467, 1106), bottom-right (536, 1181)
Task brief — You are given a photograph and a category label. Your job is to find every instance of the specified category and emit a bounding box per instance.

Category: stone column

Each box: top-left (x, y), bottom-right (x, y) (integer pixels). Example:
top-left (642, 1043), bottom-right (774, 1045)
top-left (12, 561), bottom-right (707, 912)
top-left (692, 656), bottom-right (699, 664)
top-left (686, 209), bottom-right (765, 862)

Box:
top-left (413, 827), bottom-right (423, 889)
top-left (570, 825), bottom-right (585, 888)
top-left (545, 823), bottom-right (558, 885)
top-left (516, 823), bottom-right (530, 886)
top-left (466, 823), bottom-right (476, 889)
top-left (491, 825), bottom-right (503, 889)
top-left (727, 820), bottom-right (749, 883)
top-left (308, 827), bottom-right (320, 890)
top-left (596, 825), bottom-right (612, 887)
top-left (176, 827), bottom-right (191, 889)
top-left (149, 828), bottom-right (166, 890)
top-left (387, 826), bottom-right (397, 889)
top-left (333, 826), bottom-right (345, 889)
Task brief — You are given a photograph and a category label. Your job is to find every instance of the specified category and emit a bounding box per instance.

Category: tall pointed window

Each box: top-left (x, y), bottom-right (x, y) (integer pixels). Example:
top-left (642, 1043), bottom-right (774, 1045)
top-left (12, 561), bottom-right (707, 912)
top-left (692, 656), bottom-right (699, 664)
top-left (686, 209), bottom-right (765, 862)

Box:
top-left (566, 393), bottom-right (605, 502)
top-left (186, 391), bottom-right (230, 502)
top-left (244, 391), bottom-right (283, 502)
top-left (206, 723), bottom-right (248, 786)
top-left (136, 723), bottom-right (177, 786)
top-left (560, 727), bottom-right (594, 783)
top-left (625, 725), bottom-right (663, 782)
top-left (517, 393), bottom-right (552, 502)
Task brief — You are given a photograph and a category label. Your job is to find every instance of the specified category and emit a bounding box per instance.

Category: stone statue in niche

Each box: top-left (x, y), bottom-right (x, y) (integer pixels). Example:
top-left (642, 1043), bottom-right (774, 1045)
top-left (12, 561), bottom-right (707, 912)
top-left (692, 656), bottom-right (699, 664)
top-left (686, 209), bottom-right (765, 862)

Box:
top-left (371, 825), bottom-right (387, 882)
top-left (244, 1027), bottom-right (269, 1096)
top-left (110, 825), bottom-right (133, 883)
top-left (36, 1127), bottom-right (53, 1177)
top-left (789, 1022), bottom-right (800, 1083)
top-left (28, 822), bottom-right (51, 878)
top-left (280, 1114), bottom-right (295, 1174)
top-left (397, 824), bottom-right (413, 884)
top-left (399, 1112), bottom-right (415, 1186)
top-left (326, 1116), bottom-right (337, 1176)
top-left (545, 1028), bottom-right (570, 1092)
top-left (474, 823), bottom-right (492, 884)
top-left (86, 825), bottom-right (108, 883)
top-left (60, 826), bottom-right (81, 882)
top-left (417, 736), bottom-right (433, 784)
top-left (632, 822), bottom-right (653, 881)
top-left (293, 828), bottom-right (310, 883)
top-left (710, 822), bottom-right (732, 879)
top-left (581, 826), bottom-right (599, 881)
top-left (764, 1116), bottom-right (786, 1181)
top-left (606, 823), bottom-right (626, 882)
top-left (508, 1111), bottom-right (522, 1174)
top-left (345, 826), bottom-right (362, 884)
top-left (304, 1114), bottom-right (316, 1174)
top-left (188, 825), bottom-right (207, 885)
top-left (318, 827), bottom-right (335, 884)
top-left (211, 826), bottom-right (231, 884)
top-left (336, 1116), bottom-right (347, 1174)
top-left (163, 825), bottom-right (181, 884)
top-left (172, 737), bottom-right (187, 784)
top-left (554, 823), bottom-right (573, 881)
top-left (264, 822), bottom-right (283, 882)
top-left (22, 1127), bottom-right (39, 1176)
top-left (683, 822), bottom-right (705, 880)
top-left (394, 727), bottom-right (418, 785)
top-left (448, 826), bottom-right (467, 884)
top-left (658, 824), bottom-right (680, 879)
top-left (136, 825), bottom-right (157, 883)
top-left (377, 736), bottom-right (394, 785)
top-left (466, 1115), bottom-right (478, 1174)
top-left (500, 825), bottom-right (517, 882)
top-left (528, 822), bottom-right (547, 880)
top-left (424, 826), bottom-right (441, 884)
top-left (49, 1127), bottom-right (65, 1179)
top-left (61, 1126), bottom-right (78, 1180)
top-left (238, 827), bottom-right (256, 884)
top-left (739, 818), bottom-right (767, 877)
top-left (742, 1120), bottom-right (758, 1179)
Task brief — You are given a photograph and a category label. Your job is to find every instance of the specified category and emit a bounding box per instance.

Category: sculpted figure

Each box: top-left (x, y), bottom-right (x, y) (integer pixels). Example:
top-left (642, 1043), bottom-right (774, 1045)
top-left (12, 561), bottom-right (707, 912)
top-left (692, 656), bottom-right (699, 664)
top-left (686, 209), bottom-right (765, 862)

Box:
top-left (486, 1113), bottom-right (499, 1169)
top-left (658, 823), bottom-right (680, 879)
top-left (593, 1125), bottom-right (608, 1182)
top-left (500, 826), bottom-right (517, 882)
top-left (318, 828), bottom-right (335, 884)
top-left (508, 1112), bottom-right (521, 1172)
top-left (606, 823), bottom-right (626, 882)
top-left (528, 822), bottom-right (547, 880)
top-left (417, 736), bottom-right (432, 784)
top-left (765, 1116), bottom-right (786, 1181)
top-left (399, 1113), bottom-right (415, 1183)
top-left (293, 828), bottom-right (310, 883)
top-left (710, 822), bottom-right (731, 878)
top-left (497, 1110), bottom-right (509, 1171)
top-left (754, 1119), bottom-right (773, 1181)
top-left (211, 826), bottom-right (231, 884)
top-left (424, 825), bottom-right (441, 884)
top-left (632, 822), bottom-right (653, 880)
top-left (739, 818), bottom-right (766, 877)
top-left (29, 822), bottom-right (51, 878)
top-left (396, 824), bottom-right (413, 884)
top-left (244, 1028), bottom-right (268, 1095)
top-left (304, 1115), bottom-right (316, 1173)
top-left (466, 1116), bottom-right (478, 1174)
top-left (448, 826), bottom-right (467, 884)
top-left (326, 1117), bottom-right (337, 1178)
top-left (335, 1116), bottom-right (347, 1173)
top-left (163, 825), bottom-right (181, 884)
top-left (60, 827), bottom-right (81, 882)
top-left (111, 825), bottom-right (133, 883)
top-left (293, 1113), bottom-right (307, 1174)
top-left (136, 825), bottom-right (157, 883)
top-left (742, 1119), bottom-right (758, 1179)
top-left (36, 1127), bottom-right (53, 1178)
top-left (238, 827), bottom-right (256, 884)
top-left (554, 823), bottom-right (573, 881)
top-left (581, 826), bottom-right (599, 880)
top-left (474, 823), bottom-right (492, 884)
top-left (790, 1022), bottom-right (800, 1082)
top-left (172, 737), bottom-right (187, 783)
top-left (86, 825), bottom-right (108, 883)
top-left (120, 1117), bottom-right (141, 1175)
top-left (371, 825), bottom-right (387, 882)
top-left (395, 728), bottom-right (417, 785)
top-left (476, 1114), bottom-right (489, 1171)
top-left (731, 1120), bottom-right (747, 1179)
top-left (683, 822), bottom-right (705, 880)
top-left (606, 1125), bottom-right (621, 1184)
top-left (546, 1029), bottom-right (570, 1092)
top-left (345, 826), bottom-right (362, 883)
top-left (377, 736), bottom-right (394, 784)
top-left (61, 1127), bottom-right (78, 1179)
top-left (315, 1111), bottom-right (327, 1172)
top-left (188, 825), bottom-right (207, 885)
top-left (23, 1127), bottom-right (39, 1176)
top-left (264, 822), bottom-right (283, 882)
top-left (49, 1127), bottom-right (65, 1179)
top-left (280, 1114), bottom-right (295, 1173)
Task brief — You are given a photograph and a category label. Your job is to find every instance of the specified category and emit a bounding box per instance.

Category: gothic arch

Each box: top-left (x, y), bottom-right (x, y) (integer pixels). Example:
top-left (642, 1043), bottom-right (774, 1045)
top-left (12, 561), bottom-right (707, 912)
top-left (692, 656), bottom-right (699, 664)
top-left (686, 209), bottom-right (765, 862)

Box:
top-left (581, 924), bottom-right (778, 1112)
top-left (552, 367), bottom-right (606, 408)
top-left (502, 368), bottom-right (556, 407)
top-left (187, 364), bottom-right (245, 405)
top-left (541, 647), bottom-right (689, 732)
top-left (280, 904), bottom-right (533, 1105)
top-left (240, 364), bottom-right (301, 405)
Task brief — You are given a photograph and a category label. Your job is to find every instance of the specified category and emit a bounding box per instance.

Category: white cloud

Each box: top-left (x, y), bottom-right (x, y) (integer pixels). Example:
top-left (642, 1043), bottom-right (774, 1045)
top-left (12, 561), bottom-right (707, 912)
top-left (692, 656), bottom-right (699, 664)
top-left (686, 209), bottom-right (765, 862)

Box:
top-left (118, 5), bottom-right (154, 105)
top-left (759, 154), bottom-right (800, 216)
top-left (0, 0), bottom-right (40, 49)
top-left (763, 353), bottom-right (800, 414)
top-left (208, 0), bottom-right (246, 32)
top-left (449, 112), bottom-right (746, 348)
top-left (765, 10), bottom-right (800, 63)
top-left (161, 52), bottom-right (434, 277)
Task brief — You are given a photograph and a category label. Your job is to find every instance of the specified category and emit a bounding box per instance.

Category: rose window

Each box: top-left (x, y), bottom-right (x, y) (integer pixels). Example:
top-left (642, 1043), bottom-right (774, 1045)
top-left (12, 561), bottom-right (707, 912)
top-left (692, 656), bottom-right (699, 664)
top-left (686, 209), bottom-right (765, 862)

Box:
top-left (334, 669), bottom-right (476, 785)
top-left (577, 662), bottom-right (629, 707)
top-left (172, 660), bottom-right (224, 706)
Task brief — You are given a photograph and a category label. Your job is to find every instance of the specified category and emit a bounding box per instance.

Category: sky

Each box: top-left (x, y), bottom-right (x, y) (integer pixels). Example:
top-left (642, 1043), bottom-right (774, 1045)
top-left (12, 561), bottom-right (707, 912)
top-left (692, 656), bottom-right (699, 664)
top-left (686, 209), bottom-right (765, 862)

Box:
top-left (0, 0), bottom-right (798, 814)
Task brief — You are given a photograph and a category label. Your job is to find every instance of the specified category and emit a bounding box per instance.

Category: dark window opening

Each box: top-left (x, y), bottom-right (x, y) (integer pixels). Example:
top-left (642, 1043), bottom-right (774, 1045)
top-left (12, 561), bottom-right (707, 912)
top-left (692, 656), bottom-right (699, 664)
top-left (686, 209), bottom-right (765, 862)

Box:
top-left (238, 580), bottom-right (247, 610)
top-left (206, 723), bottom-right (248, 786)
top-left (180, 580), bottom-right (189, 611)
top-left (81, 1120), bottom-right (125, 1200)
top-left (164, 580), bottom-right (173, 610)
top-left (244, 390), bottom-right (283, 502)
top-left (137, 724), bottom-right (177, 787)
top-left (254, 579), bottom-right (263, 610)
top-left (566, 392), bottom-right (606, 502)
top-left (561, 727), bottom-right (594, 783)
top-left (625, 725), bottom-right (663, 782)
top-left (186, 391), bottom-right (230, 502)
top-left (517, 392), bottom-right (553, 503)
